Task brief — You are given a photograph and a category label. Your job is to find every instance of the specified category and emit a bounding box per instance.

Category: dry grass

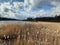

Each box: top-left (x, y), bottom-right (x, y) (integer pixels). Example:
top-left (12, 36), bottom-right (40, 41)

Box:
top-left (0, 22), bottom-right (60, 45)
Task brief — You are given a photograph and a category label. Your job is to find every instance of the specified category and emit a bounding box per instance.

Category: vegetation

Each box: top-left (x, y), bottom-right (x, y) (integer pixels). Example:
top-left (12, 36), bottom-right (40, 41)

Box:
top-left (0, 17), bottom-right (18, 21)
top-left (24, 15), bottom-right (60, 22)
top-left (0, 15), bottom-right (60, 21)
top-left (0, 22), bottom-right (60, 45)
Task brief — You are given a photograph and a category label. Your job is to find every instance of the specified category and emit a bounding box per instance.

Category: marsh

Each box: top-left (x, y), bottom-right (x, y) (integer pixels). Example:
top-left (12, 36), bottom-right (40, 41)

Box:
top-left (0, 21), bottom-right (60, 45)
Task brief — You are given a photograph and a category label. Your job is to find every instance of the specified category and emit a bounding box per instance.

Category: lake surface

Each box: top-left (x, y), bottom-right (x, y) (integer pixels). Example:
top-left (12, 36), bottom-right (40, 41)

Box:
top-left (0, 21), bottom-right (32, 25)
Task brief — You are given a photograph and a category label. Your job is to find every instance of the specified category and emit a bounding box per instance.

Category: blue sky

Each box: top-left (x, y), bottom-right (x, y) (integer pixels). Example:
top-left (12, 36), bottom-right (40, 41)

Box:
top-left (0, 0), bottom-right (60, 19)
top-left (0, 0), bottom-right (52, 11)
top-left (18, 0), bottom-right (24, 2)
top-left (0, 0), bottom-right (24, 2)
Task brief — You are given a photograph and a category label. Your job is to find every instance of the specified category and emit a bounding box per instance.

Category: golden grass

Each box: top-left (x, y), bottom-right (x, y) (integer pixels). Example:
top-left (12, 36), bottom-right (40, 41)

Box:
top-left (0, 22), bottom-right (60, 45)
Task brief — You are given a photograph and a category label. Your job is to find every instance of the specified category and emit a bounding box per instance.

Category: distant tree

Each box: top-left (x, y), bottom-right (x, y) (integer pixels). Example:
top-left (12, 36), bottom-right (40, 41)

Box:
top-left (27, 17), bottom-right (33, 21)
top-left (55, 15), bottom-right (60, 19)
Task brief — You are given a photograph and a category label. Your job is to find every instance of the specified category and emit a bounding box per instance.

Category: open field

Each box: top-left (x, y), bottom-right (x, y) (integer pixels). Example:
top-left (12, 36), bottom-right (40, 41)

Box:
top-left (0, 21), bottom-right (60, 45)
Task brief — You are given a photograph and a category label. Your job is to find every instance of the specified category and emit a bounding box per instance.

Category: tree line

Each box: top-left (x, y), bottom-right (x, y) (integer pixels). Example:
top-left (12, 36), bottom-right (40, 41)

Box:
top-left (23, 15), bottom-right (60, 22)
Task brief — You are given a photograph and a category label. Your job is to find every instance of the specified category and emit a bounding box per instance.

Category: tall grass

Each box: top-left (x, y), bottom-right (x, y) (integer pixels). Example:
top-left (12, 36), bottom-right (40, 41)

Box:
top-left (0, 23), bottom-right (60, 45)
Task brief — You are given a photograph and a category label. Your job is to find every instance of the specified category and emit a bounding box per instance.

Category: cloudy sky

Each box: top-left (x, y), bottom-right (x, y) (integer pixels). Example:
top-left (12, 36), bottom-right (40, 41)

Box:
top-left (0, 0), bottom-right (60, 20)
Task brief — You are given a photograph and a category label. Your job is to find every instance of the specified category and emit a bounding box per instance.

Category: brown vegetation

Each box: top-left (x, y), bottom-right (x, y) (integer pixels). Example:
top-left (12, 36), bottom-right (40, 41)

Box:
top-left (0, 22), bottom-right (60, 45)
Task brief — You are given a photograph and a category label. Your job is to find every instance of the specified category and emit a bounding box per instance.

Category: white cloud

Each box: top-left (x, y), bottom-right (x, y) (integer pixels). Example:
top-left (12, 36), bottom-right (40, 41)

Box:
top-left (0, 2), bottom-right (25, 19)
top-left (0, 0), bottom-right (60, 20)
top-left (28, 0), bottom-right (60, 17)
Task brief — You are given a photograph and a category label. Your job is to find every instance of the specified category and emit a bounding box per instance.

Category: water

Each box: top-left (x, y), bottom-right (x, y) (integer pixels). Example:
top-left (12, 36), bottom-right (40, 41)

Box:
top-left (0, 21), bottom-right (32, 25)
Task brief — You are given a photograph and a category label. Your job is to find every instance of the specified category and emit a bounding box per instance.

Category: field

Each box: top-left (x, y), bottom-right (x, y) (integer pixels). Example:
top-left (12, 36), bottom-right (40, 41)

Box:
top-left (0, 22), bottom-right (60, 45)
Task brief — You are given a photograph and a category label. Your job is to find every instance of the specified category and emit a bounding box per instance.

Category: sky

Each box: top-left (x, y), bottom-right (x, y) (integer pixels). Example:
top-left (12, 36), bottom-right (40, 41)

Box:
top-left (0, 0), bottom-right (60, 20)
